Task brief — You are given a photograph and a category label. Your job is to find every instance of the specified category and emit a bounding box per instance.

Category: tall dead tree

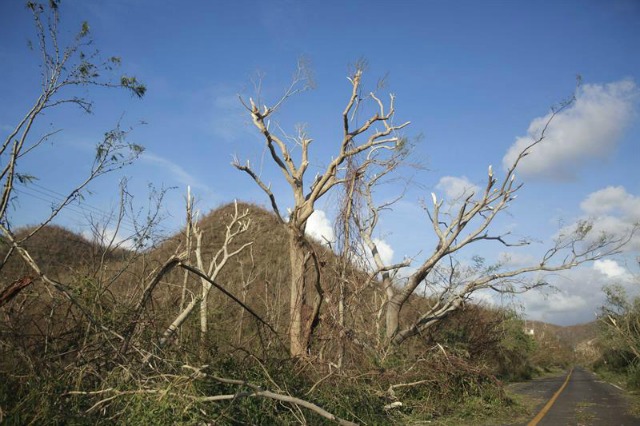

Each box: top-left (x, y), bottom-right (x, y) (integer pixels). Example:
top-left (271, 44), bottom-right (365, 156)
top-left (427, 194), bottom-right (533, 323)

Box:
top-left (354, 100), bottom-right (638, 346)
top-left (234, 63), bottom-right (409, 357)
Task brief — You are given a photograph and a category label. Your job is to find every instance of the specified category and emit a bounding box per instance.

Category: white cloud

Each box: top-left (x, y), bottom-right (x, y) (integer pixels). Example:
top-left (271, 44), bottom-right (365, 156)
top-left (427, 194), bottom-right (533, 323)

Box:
top-left (534, 292), bottom-right (588, 314)
top-left (351, 237), bottom-right (396, 273)
top-left (372, 238), bottom-right (394, 266)
top-left (436, 176), bottom-right (480, 200)
top-left (580, 186), bottom-right (640, 219)
top-left (521, 257), bottom-right (639, 325)
top-left (593, 259), bottom-right (634, 282)
top-left (502, 79), bottom-right (638, 180)
top-left (470, 289), bottom-right (497, 306)
top-left (361, 238), bottom-right (395, 273)
top-left (580, 186), bottom-right (640, 252)
top-left (521, 269), bottom-right (596, 325)
top-left (305, 210), bottom-right (335, 245)
top-left (524, 187), bottom-right (640, 324)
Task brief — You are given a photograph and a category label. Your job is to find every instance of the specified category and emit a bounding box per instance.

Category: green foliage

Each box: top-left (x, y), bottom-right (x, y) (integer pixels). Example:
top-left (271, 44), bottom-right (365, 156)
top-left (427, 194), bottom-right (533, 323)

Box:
top-left (627, 362), bottom-right (640, 390)
top-left (495, 314), bottom-right (536, 380)
top-left (120, 76), bottom-right (147, 98)
top-left (594, 284), bottom-right (640, 389)
top-left (426, 306), bottom-right (536, 381)
top-left (79, 21), bottom-right (90, 37)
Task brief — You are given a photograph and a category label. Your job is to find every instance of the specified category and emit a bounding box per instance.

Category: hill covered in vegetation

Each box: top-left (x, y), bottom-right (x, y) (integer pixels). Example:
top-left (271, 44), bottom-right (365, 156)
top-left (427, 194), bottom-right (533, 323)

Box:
top-left (0, 201), bottom-right (593, 424)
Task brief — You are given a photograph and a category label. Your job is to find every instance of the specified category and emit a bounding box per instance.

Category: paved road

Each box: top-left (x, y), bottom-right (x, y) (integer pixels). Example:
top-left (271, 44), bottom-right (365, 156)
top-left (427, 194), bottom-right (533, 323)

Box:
top-left (509, 367), bottom-right (639, 425)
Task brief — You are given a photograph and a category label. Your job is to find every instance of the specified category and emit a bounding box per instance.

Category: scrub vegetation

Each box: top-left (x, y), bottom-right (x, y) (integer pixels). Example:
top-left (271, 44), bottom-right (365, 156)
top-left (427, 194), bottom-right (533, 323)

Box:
top-left (593, 283), bottom-right (640, 391)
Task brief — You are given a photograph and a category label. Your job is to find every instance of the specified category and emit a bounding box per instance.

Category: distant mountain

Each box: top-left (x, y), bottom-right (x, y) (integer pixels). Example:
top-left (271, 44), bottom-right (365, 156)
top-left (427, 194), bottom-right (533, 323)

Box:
top-left (524, 319), bottom-right (600, 364)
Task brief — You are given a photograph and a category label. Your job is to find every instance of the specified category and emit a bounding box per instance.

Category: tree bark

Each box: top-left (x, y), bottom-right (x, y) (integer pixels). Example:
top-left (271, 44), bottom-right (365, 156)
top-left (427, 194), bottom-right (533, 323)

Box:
top-left (288, 230), bottom-right (308, 357)
top-left (385, 297), bottom-right (402, 341)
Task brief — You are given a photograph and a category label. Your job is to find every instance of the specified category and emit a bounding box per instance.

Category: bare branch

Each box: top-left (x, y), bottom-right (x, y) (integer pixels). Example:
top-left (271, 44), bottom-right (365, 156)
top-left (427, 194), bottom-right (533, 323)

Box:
top-left (178, 263), bottom-right (277, 336)
top-left (232, 157), bottom-right (284, 223)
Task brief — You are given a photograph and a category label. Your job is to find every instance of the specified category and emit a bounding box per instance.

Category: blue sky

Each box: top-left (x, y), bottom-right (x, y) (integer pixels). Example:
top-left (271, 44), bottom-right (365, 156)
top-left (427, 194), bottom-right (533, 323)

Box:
top-left (1, 0), bottom-right (638, 325)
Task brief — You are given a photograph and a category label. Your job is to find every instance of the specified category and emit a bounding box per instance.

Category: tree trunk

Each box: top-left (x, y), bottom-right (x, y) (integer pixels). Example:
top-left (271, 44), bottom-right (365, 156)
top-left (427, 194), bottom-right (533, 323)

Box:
top-left (200, 278), bottom-right (211, 347)
top-left (287, 226), bottom-right (323, 357)
top-left (288, 230), bottom-right (308, 357)
top-left (385, 297), bottom-right (401, 341)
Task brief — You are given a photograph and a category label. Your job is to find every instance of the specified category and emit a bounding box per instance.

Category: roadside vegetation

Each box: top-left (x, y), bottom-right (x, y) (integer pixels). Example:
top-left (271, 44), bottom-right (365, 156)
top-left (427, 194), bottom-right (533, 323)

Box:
top-left (593, 283), bottom-right (640, 391)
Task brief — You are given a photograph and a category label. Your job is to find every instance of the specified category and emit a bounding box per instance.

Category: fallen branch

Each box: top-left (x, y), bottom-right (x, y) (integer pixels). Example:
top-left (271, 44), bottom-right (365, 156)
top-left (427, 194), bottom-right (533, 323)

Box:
top-left (178, 262), bottom-right (277, 335)
top-left (387, 379), bottom-right (434, 399)
top-left (120, 253), bottom-right (185, 354)
top-left (0, 276), bottom-right (33, 307)
top-left (204, 375), bottom-right (358, 426)
top-left (65, 375), bottom-right (358, 426)
top-left (199, 388), bottom-right (358, 425)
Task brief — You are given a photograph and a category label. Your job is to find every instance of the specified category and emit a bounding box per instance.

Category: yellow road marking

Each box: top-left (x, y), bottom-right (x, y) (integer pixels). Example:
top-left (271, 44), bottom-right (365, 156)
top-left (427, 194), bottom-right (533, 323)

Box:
top-left (527, 367), bottom-right (574, 426)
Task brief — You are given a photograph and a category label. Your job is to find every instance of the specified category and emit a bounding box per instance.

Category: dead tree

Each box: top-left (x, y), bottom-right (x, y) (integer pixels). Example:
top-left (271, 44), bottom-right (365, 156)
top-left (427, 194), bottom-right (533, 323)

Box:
top-left (353, 101), bottom-right (638, 346)
top-left (194, 200), bottom-right (252, 344)
top-left (234, 62), bottom-right (409, 357)
top-left (145, 200), bottom-right (257, 353)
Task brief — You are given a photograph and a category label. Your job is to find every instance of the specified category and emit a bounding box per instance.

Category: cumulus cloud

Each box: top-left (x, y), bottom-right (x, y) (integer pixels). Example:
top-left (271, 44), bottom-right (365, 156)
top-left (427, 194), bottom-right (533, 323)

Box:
top-left (470, 289), bottom-right (497, 306)
top-left (593, 259), bottom-right (634, 282)
top-left (373, 238), bottom-right (395, 266)
top-left (576, 186), bottom-right (640, 252)
top-left (529, 292), bottom-right (588, 314)
top-left (525, 186), bottom-right (640, 324)
top-left (436, 176), bottom-right (480, 200)
top-left (305, 210), bottom-right (335, 245)
top-left (502, 79), bottom-right (638, 180)
top-left (521, 267), bottom-right (599, 325)
top-left (580, 185), bottom-right (640, 218)
top-left (521, 254), bottom-right (639, 325)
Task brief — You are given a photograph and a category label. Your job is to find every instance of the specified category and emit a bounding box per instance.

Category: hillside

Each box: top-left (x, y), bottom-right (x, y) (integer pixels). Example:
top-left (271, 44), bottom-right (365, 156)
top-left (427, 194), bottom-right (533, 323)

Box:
top-left (1, 209), bottom-right (602, 361)
top-left (1, 203), bottom-right (600, 356)
top-left (524, 320), bottom-right (598, 350)
top-left (0, 224), bottom-right (133, 281)
top-left (0, 201), bottom-right (604, 424)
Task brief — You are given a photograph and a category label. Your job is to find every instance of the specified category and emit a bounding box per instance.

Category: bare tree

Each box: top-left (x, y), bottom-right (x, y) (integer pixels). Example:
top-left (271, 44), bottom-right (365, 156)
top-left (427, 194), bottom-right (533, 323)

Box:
top-left (330, 127), bottom-right (415, 363)
top-left (234, 62), bottom-right (409, 357)
top-left (194, 200), bottom-right (252, 345)
top-left (355, 100), bottom-right (638, 346)
top-left (141, 199), bottom-right (266, 354)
